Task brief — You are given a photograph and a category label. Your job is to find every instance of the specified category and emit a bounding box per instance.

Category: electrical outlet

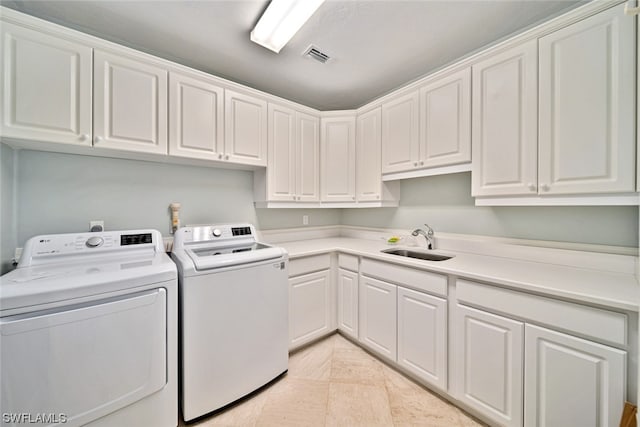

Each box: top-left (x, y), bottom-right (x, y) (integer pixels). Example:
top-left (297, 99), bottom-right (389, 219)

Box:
top-left (302, 215), bottom-right (309, 225)
top-left (90, 220), bottom-right (104, 232)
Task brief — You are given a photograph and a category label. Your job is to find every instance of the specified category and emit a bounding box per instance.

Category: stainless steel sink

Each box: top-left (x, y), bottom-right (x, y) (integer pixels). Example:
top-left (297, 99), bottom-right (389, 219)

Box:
top-left (381, 248), bottom-right (453, 261)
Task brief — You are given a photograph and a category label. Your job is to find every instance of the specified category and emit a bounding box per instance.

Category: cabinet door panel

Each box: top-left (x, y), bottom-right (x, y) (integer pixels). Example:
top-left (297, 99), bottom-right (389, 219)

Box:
top-left (420, 68), bottom-right (471, 168)
top-left (453, 304), bottom-right (523, 427)
top-left (524, 324), bottom-right (626, 427)
top-left (169, 71), bottom-right (223, 160)
top-left (539, 4), bottom-right (635, 194)
top-left (321, 116), bottom-right (356, 202)
top-left (359, 275), bottom-right (396, 360)
top-left (337, 268), bottom-right (358, 339)
top-left (296, 112), bottom-right (320, 202)
top-left (381, 91), bottom-right (420, 174)
top-left (397, 287), bottom-right (447, 392)
top-left (268, 104), bottom-right (296, 201)
top-left (289, 270), bottom-right (331, 350)
top-left (471, 40), bottom-right (538, 196)
top-left (94, 50), bottom-right (167, 154)
top-left (225, 90), bottom-right (267, 166)
top-left (356, 108), bottom-right (382, 201)
top-left (1, 23), bottom-right (92, 145)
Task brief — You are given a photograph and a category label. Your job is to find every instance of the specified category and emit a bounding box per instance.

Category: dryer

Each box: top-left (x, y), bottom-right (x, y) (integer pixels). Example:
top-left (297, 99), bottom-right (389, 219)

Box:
top-left (0, 229), bottom-right (177, 427)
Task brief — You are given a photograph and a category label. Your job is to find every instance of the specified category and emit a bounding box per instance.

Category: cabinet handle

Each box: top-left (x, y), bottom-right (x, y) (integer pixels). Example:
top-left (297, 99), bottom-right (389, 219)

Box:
top-left (297, 196), bottom-right (301, 200)
top-left (376, 195), bottom-right (380, 199)
top-left (540, 183), bottom-right (550, 192)
top-left (79, 134), bottom-right (89, 142)
top-left (293, 195), bottom-right (296, 200)
top-left (420, 160), bottom-right (424, 166)
top-left (352, 196), bottom-right (356, 200)
top-left (94, 136), bottom-right (102, 144)
top-left (218, 154), bottom-right (223, 159)
top-left (414, 162), bottom-right (418, 167)
top-left (527, 182), bottom-right (536, 191)
top-left (225, 155), bottom-right (229, 160)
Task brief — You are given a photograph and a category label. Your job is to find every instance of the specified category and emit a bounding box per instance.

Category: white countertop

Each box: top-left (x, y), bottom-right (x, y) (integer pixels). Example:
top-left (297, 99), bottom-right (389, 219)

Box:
top-left (277, 237), bottom-right (639, 312)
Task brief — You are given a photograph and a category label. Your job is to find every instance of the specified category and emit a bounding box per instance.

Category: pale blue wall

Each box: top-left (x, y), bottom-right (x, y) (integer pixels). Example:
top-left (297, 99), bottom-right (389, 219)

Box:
top-left (5, 150), bottom-right (639, 268)
top-left (14, 149), bottom-right (341, 246)
top-left (1, 144), bottom-right (17, 274)
top-left (341, 172), bottom-right (639, 248)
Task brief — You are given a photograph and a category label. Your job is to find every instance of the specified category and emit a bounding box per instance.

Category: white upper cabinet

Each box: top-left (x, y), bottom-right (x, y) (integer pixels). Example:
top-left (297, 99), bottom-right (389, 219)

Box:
top-left (264, 105), bottom-right (319, 202)
top-left (381, 91), bottom-right (420, 174)
top-left (267, 103), bottom-right (297, 201)
top-left (419, 68), bottom-right (471, 168)
top-left (1, 22), bottom-right (92, 146)
top-left (225, 89), bottom-right (267, 167)
top-left (296, 111), bottom-right (320, 202)
top-left (524, 324), bottom-right (626, 427)
top-left (538, 3), bottom-right (635, 195)
top-left (94, 50), bottom-right (168, 154)
top-left (168, 71), bottom-right (223, 161)
top-left (356, 107), bottom-right (382, 201)
top-left (321, 115), bottom-right (356, 202)
top-left (471, 40), bottom-right (538, 197)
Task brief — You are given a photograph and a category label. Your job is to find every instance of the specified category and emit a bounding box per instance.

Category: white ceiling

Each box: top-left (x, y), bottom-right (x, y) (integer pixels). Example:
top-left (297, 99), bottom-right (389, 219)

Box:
top-left (2, 0), bottom-right (585, 110)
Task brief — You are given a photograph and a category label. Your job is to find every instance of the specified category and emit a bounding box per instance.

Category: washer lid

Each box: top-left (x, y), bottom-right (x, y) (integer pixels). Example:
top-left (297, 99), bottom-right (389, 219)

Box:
top-left (186, 243), bottom-right (286, 271)
top-left (0, 252), bottom-right (176, 314)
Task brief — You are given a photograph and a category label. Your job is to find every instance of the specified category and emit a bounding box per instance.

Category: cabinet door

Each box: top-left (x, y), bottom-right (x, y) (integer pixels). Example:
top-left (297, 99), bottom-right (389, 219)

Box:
top-left (94, 50), bottom-right (167, 154)
top-left (524, 324), bottom-right (626, 427)
top-left (168, 71), bottom-right (223, 160)
top-left (359, 275), bottom-right (397, 360)
top-left (320, 116), bottom-right (356, 202)
top-left (356, 107), bottom-right (382, 201)
top-left (419, 67), bottom-right (471, 168)
top-left (267, 104), bottom-right (296, 201)
top-left (539, 4), bottom-right (635, 195)
top-left (397, 287), bottom-right (447, 392)
top-left (471, 40), bottom-right (538, 197)
top-left (381, 91), bottom-right (420, 174)
top-left (289, 270), bottom-right (331, 350)
top-left (337, 268), bottom-right (358, 339)
top-left (296, 112), bottom-right (320, 202)
top-left (1, 23), bottom-right (92, 146)
top-left (224, 90), bottom-right (267, 166)
top-left (453, 304), bottom-right (523, 427)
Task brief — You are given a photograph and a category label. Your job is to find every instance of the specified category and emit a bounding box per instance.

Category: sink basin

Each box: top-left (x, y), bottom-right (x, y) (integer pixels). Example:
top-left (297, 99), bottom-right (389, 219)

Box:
top-left (381, 248), bottom-right (453, 261)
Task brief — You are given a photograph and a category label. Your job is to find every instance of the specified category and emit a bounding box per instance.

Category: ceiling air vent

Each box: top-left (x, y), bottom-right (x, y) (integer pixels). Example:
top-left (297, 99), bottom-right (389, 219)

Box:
top-left (303, 45), bottom-right (331, 64)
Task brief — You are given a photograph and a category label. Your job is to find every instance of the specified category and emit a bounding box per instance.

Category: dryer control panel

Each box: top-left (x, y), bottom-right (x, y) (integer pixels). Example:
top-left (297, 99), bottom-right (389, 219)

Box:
top-left (18, 230), bottom-right (164, 267)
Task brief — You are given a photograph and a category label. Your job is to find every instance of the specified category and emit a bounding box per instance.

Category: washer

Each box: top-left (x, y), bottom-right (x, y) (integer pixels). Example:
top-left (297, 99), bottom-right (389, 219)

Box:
top-left (171, 224), bottom-right (288, 422)
top-left (0, 230), bottom-right (177, 427)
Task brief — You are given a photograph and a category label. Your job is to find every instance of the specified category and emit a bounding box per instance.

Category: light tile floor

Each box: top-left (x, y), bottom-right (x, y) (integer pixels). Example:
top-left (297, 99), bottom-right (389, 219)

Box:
top-left (180, 333), bottom-right (487, 427)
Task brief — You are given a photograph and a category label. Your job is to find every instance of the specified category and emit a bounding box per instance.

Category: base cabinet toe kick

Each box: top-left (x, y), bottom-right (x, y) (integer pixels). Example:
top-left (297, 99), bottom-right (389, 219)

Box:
top-left (287, 253), bottom-right (637, 427)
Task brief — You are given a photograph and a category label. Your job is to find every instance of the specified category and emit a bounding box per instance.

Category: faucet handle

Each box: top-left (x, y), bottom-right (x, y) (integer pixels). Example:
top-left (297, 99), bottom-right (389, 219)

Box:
top-left (424, 224), bottom-right (434, 237)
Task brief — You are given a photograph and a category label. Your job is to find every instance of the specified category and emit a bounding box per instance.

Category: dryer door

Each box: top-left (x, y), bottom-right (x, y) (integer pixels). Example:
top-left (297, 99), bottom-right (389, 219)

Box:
top-left (1, 288), bottom-right (166, 427)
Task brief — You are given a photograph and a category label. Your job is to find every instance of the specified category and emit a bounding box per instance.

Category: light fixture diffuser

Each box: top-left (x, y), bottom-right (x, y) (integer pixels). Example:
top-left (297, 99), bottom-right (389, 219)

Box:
top-left (251, 0), bottom-right (325, 53)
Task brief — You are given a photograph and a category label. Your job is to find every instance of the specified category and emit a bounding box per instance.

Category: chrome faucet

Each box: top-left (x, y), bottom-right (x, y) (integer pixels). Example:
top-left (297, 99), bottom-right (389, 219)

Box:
top-left (412, 224), bottom-right (435, 250)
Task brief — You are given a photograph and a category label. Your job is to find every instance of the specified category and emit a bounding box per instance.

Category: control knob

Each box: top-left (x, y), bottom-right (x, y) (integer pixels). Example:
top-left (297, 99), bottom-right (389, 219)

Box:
top-left (85, 236), bottom-right (104, 248)
top-left (212, 229), bottom-right (222, 237)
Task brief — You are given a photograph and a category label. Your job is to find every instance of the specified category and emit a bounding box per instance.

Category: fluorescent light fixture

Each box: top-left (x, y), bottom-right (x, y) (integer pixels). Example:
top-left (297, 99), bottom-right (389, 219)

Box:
top-left (251, 0), bottom-right (325, 53)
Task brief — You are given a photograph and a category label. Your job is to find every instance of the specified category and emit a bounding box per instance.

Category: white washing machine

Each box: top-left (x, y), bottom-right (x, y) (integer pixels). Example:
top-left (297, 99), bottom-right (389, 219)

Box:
top-left (0, 230), bottom-right (177, 427)
top-left (171, 224), bottom-right (288, 422)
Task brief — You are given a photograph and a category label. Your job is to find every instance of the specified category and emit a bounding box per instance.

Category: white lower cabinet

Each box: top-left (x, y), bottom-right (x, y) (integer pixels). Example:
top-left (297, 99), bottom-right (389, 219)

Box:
top-left (358, 275), bottom-right (397, 360)
top-left (337, 268), bottom-right (358, 339)
top-left (453, 304), bottom-right (524, 427)
top-left (289, 269), bottom-right (331, 350)
top-left (397, 286), bottom-right (447, 392)
top-left (524, 324), bottom-right (626, 427)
